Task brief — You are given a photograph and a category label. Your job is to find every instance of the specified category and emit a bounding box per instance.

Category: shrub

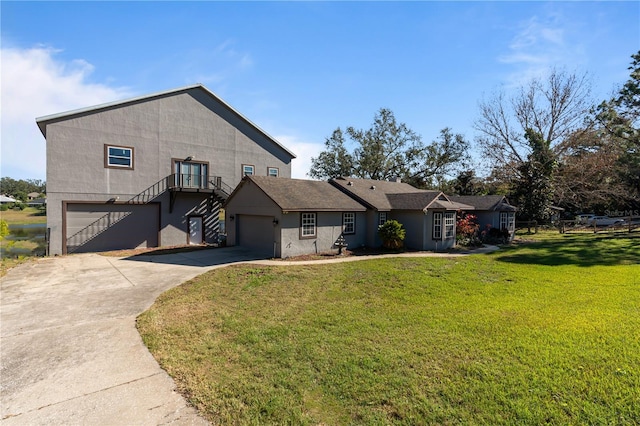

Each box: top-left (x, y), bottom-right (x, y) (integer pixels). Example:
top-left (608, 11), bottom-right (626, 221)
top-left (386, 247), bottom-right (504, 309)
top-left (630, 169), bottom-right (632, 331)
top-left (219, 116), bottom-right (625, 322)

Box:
top-left (378, 220), bottom-right (406, 249)
top-left (480, 225), bottom-right (511, 244)
top-left (456, 212), bottom-right (481, 246)
top-left (0, 219), bottom-right (8, 239)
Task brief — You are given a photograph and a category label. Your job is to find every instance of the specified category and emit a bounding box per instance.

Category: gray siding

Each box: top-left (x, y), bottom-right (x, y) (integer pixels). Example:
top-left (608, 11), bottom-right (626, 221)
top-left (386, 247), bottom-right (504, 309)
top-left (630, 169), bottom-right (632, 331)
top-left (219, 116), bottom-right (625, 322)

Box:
top-left (45, 88), bottom-right (293, 255)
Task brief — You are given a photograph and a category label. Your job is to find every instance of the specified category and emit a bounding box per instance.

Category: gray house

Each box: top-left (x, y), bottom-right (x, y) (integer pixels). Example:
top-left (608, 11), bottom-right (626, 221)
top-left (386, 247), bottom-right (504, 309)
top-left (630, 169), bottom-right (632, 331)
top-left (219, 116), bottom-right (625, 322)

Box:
top-left (449, 195), bottom-right (517, 241)
top-left (224, 175), bottom-right (367, 258)
top-left (331, 177), bottom-right (470, 251)
top-left (37, 84), bottom-right (296, 255)
top-left (226, 176), bottom-right (471, 258)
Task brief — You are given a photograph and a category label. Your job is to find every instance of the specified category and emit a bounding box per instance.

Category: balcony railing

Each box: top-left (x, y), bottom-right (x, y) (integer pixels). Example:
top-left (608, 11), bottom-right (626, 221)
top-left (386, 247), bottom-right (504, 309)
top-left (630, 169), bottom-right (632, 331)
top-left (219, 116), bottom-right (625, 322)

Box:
top-left (168, 174), bottom-right (233, 195)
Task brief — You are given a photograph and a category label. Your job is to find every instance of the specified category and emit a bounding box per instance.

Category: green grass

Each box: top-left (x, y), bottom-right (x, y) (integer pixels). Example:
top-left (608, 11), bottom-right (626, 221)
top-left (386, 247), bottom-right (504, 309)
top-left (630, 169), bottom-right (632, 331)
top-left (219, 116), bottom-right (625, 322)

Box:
top-left (137, 233), bottom-right (640, 425)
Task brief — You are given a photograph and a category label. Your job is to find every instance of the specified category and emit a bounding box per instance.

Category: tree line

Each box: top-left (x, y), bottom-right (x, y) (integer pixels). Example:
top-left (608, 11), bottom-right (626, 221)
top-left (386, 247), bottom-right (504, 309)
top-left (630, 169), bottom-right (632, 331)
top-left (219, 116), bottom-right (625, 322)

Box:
top-left (0, 177), bottom-right (46, 202)
top-left (309, 51), bottom-right (640, 222)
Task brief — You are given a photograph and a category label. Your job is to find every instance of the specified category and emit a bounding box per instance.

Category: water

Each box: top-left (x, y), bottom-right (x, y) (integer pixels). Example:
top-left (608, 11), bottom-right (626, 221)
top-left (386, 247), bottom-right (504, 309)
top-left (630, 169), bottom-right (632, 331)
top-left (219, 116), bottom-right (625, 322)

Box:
top-left (1, 223), bottom-right (47, 257)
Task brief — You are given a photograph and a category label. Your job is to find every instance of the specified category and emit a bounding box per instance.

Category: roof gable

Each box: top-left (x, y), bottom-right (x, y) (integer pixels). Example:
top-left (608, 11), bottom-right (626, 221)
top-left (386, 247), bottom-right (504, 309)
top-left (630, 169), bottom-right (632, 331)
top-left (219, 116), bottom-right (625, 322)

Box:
top-left (448, 195), bottom-right (516, 211)
top-left (35, 84), bottom-right (296, 159)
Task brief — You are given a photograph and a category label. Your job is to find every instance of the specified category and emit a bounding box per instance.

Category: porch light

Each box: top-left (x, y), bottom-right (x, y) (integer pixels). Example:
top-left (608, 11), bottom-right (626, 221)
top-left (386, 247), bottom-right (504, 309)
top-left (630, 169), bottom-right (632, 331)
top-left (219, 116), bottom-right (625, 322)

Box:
top-left (273, 218), bottom-right (279, 226)
top-left (229, 215), bottom-right (235, 221)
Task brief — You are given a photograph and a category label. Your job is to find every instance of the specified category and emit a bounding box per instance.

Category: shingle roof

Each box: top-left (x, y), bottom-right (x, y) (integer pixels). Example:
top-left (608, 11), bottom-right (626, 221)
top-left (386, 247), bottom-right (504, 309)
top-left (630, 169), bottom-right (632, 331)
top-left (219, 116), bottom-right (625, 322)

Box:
top-left (449, 195), bottom-right (517, 211)
top-left (386, 192), bottom-right (473, 211)
top-left (236, 176), bottom-right (367, 212)
top-left (35, 84), bottom-right (296, 159)
top-left (330, 177), bottom-right (425, 210)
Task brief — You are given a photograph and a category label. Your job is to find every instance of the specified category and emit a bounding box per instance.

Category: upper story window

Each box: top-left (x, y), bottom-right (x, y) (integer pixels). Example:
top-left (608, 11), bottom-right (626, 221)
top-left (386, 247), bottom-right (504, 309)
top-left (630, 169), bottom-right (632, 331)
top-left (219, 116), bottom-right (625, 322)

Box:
top-left (378, 212), bottom-right (387, 227)
top-left (343, 212), bottom-right (355, 234)
top-left (267, 167), bottom-right (279, 177)
top-left (105, 145), bottom-right (134, 169)
top-left (300, 212), bottom-right (316, 238)
top-left (174, 160), bottom-right (208, 188)
top-left (243, 164), bottom-right (255, 176)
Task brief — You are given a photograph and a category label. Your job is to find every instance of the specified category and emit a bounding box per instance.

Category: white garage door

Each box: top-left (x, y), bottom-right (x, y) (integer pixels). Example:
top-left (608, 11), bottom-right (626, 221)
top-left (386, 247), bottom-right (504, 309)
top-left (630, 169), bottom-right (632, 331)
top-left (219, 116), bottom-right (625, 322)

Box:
top-left (65, 203), bottom-right (159, 253)
top-left (237, 214), bottom-right (276, 257)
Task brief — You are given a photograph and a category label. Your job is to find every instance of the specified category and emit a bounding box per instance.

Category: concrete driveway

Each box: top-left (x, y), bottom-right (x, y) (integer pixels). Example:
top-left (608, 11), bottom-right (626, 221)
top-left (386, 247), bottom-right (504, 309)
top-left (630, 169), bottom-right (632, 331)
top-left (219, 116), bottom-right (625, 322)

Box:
top-left (1, 247), bottom-right (263, 425)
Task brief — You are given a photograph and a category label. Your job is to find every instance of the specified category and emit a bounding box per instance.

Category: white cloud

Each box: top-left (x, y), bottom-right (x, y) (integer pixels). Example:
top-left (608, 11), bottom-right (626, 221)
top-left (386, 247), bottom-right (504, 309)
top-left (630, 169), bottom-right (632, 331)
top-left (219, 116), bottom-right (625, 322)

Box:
top-left (0, 45), bottom-right (132, 180)
top-left (498, 14), bottom-right (585, 87)
top-left (274, 135), bottom-right (324, 180)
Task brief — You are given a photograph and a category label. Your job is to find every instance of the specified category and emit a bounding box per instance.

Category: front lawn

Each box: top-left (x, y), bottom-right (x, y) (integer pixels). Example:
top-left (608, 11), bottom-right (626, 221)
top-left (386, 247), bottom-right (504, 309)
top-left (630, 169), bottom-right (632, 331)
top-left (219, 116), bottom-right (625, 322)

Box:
top-left (137, 233), bottom-right (639, 425)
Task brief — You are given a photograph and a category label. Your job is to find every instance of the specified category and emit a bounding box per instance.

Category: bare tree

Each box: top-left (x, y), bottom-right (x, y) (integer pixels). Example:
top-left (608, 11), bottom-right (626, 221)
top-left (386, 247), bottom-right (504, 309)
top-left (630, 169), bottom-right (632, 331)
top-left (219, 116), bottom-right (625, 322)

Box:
top-left (475, 69), bottom-right (592, 175)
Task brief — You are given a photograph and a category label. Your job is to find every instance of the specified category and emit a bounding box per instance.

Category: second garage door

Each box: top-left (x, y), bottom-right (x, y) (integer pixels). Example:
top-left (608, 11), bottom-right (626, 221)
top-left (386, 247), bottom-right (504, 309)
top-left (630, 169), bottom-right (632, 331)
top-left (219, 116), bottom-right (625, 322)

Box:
top-left (237, 214), bottom-right (276, 257)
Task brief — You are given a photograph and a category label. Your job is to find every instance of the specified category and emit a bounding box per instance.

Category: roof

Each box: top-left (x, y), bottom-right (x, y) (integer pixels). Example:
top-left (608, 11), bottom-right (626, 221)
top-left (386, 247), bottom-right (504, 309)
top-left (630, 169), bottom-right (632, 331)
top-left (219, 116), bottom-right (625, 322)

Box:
top-left (35, 84), bottom-right (296, 159)
top-left (228, 176), bottom-right (367, 212)
top-left (387, 192), bottom-right (473, 211)
top-left (0, 195), bottom-right (17, 203)
top-left (330, 177), bottom-right (425, 211)
top-left (449, 195), bottom-right (517, 212)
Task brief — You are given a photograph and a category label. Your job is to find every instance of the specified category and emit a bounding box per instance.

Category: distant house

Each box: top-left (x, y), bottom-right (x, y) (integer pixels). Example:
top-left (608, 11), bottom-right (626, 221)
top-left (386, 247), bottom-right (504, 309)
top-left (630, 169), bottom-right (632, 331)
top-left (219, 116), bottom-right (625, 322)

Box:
top-left (331, 178), bottom-right (471, 251)
top-left (0, 195), bottom-right (17, 204)
top-left (27, 192), bottom-right (41, 200)
top-left (224, 176), bottom-right (367, 258)
top-left (449, 195), bottom-right (517, 241)
top-left (37, 84), bottom-right (296, 255)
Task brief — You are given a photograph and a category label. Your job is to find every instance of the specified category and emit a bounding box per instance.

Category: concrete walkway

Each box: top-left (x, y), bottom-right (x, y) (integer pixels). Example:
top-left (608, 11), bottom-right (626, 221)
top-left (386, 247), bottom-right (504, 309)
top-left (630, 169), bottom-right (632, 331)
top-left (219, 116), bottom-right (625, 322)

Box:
top-left (1, 245), bottom-right (497, 425)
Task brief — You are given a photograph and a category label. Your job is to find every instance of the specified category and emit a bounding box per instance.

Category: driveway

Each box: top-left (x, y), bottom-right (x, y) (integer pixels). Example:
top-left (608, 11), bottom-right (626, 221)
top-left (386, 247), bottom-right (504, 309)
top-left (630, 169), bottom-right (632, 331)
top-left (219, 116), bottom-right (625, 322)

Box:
top-left (1, 247), bottom-right (263, 425)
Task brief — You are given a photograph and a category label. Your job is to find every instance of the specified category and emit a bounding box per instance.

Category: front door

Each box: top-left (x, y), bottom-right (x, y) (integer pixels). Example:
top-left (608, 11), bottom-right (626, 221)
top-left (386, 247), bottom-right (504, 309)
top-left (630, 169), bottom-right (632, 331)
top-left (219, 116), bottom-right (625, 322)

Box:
top-left (188, 216), bottom-right (203, 245)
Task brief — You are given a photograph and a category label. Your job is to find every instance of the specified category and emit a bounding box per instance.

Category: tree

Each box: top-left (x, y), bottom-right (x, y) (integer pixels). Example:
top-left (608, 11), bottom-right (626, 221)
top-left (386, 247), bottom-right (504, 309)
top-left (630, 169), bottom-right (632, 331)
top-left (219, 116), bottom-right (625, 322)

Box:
top-left (0, 177), bottom-right (46, 201)
top-left (309, 109), bottom-right (469, 188)
top-left (509, 129), bottom-right (557, 221)
top-left (475, 69), bottom-right (592, 219)
top-left (475, 69), bottom-right (591, 176)
top-left (593, 51), bottom-right (640, 205)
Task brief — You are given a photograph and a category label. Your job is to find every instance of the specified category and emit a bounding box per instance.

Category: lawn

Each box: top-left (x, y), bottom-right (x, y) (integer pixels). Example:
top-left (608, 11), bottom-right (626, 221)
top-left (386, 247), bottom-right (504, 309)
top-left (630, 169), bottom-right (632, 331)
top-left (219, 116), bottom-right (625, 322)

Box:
top-left (137, 233), bottom-right (640, 425)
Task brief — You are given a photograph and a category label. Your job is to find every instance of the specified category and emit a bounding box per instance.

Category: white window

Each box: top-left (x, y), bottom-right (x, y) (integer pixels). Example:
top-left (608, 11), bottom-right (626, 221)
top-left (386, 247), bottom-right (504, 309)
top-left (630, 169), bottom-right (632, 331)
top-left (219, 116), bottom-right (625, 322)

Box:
top-left (445, 212), bottom-right (455, 239)
top-left (301, 213), bottom-right (316, 238)
top-left (105, 145), bottom-right (133, 169)
top-left (243, 164), bottom-right (255, 176)
top-left (378, 212), bottom-right (387, 226)
top-left (343, 212), bottom-right (355, 234)
top-left (500, 212), bottom-right (515, 233)
top-left (433, 212), bottom-right (442, 240)
top-left (267, 167), bottom-right (279, 177)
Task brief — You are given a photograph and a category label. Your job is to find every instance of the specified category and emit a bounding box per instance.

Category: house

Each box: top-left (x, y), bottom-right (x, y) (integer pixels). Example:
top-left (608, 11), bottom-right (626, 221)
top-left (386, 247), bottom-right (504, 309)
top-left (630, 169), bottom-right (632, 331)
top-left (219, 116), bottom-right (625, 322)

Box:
top-left (224, 175), bottom-right (367, 258)
top-left (37, 84), bottom-right (296, 255)
top-left (330, 177), bottom-right (471, 251)
top-left (448, 195), bottom-right (517, 241)
top-left (27, 192), bottom-right (41, 200)
top-left (0, 195), bottom-right (18, 204)
top-left (226, 176), bottom-right (472, 258)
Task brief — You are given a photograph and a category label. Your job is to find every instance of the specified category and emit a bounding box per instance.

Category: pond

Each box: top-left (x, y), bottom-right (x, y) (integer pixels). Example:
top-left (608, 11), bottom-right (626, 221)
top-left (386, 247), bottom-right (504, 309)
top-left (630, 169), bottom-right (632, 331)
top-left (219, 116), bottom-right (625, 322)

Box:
top-left (1, 223), bottom-right (47, 257)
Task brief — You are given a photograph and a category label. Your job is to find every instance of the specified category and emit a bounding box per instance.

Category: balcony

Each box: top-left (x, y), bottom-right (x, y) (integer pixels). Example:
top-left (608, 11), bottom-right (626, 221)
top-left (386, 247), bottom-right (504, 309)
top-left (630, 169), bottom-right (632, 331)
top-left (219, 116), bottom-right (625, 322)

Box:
top-left (167, 173), bottom-right (233, 212)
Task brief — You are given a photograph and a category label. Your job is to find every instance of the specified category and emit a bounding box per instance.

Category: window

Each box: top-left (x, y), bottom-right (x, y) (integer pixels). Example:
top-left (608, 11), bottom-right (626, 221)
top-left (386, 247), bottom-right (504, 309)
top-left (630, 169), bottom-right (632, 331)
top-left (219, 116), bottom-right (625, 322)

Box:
top-left (243, 164), bottom-right (255, 176)
top-left (445, 212), bottom-right (455, 239)
top-left (174, 160), bottom-right (208, 188)
top-left (500, 212), bottom-right (515, 233)
top-left (301, 212), bottom-right (316, 238)
top-left (105, 145), bottom-right (133, 169)
top-left (267, 167), bottom-right (279, 177)
top-left (378, 212), bottom-right (387, 226)
top-left (343, 212), bottom-right (355, 234)
top-left (433, 212), bottom-right (442, 240)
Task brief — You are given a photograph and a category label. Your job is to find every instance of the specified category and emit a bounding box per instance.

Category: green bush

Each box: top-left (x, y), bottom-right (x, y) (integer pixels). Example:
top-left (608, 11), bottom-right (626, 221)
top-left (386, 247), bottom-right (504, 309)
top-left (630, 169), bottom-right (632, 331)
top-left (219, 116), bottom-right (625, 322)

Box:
top-left (378, 219), bottom-right (406, 249)
top-left (0, 219), bottom-right (8, 239)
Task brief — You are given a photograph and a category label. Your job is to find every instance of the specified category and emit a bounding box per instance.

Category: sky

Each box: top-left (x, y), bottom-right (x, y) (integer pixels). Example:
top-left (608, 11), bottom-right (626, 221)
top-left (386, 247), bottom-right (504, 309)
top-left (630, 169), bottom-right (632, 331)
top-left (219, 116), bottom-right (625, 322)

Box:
top-left (1, 1), bottom-right (638, 182)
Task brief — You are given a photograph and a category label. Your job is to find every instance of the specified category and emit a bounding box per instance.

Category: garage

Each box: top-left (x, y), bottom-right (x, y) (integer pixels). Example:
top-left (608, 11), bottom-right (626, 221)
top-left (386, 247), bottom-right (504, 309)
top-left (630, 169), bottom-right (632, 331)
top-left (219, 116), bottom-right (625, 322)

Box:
top-left (236, 214), bottom-right (277, 257)
top-left (64, 202), bottom-right (160, 254)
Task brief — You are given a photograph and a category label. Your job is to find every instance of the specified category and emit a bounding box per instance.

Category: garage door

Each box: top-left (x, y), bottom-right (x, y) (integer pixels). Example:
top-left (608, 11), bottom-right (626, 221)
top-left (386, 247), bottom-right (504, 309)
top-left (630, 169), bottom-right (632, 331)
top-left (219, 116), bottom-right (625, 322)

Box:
top-left (237, 214), bottom-right (276, 257)
top-left (65, 203), bottom-right (159, 254)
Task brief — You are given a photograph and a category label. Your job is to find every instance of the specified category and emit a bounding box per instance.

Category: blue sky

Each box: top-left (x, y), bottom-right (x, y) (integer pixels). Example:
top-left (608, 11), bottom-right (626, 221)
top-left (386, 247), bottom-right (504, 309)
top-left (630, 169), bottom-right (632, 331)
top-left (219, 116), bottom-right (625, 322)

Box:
top-left (1, 1), bottom-right (638, 181)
